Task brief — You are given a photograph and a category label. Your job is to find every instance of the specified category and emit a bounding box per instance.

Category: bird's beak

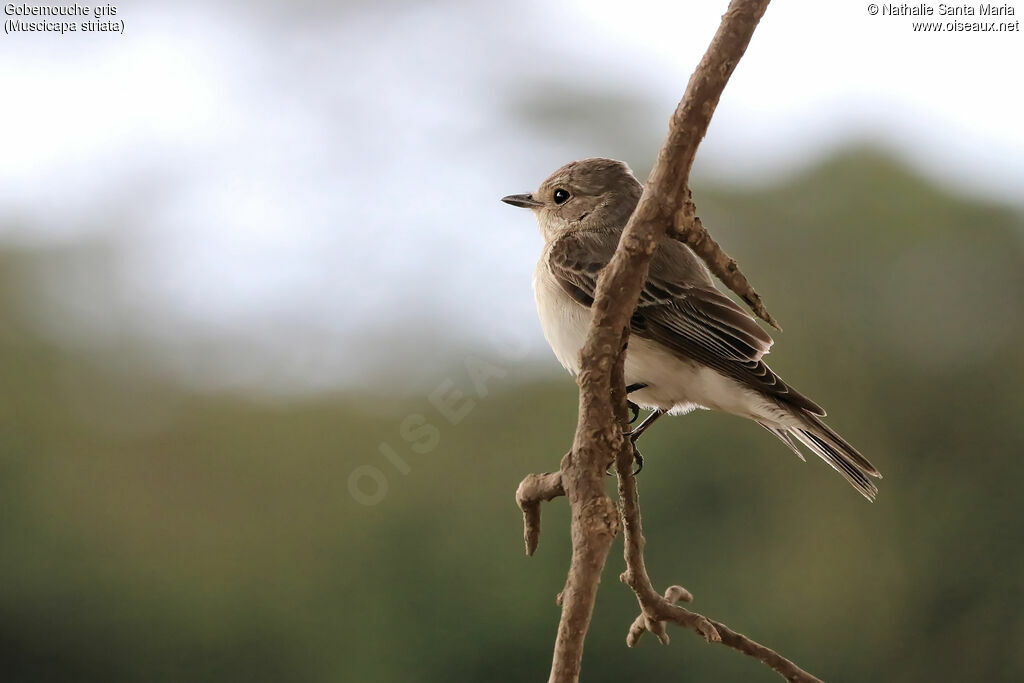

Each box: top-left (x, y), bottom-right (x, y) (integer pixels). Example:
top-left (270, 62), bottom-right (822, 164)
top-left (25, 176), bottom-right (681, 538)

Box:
top-left (501, 193), bottom-right (543, 209)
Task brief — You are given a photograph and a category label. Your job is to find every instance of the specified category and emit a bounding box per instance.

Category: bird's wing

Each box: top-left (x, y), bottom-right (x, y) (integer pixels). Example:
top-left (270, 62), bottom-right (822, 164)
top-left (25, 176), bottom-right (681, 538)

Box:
top-left (547, 231), bottom-right (824, 415)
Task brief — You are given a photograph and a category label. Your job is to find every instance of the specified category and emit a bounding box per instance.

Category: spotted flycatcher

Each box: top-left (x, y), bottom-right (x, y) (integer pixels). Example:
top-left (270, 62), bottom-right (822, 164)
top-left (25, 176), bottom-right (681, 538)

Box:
top-left (503, 158), bottom-right (881, 500)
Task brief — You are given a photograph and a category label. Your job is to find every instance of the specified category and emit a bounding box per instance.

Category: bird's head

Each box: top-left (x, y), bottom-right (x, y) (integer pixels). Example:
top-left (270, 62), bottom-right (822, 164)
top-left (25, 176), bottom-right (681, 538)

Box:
top-left (501, 158), bottom-right (642, 242)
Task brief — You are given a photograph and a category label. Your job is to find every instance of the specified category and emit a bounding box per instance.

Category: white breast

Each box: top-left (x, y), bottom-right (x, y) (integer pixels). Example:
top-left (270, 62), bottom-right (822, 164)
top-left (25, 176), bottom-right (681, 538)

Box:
top-left (532, 259), bottom-right (590, 375)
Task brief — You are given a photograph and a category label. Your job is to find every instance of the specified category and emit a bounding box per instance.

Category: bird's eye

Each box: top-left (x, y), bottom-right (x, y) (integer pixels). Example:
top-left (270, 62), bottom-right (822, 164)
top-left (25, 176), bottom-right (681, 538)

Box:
top-left (553, 189), bottom-right (570, 205)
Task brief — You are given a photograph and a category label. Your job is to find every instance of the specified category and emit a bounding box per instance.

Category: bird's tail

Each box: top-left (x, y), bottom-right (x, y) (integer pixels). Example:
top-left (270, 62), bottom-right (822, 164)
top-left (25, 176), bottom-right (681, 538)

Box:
top-left (759, 413), bottom-right (882, 501)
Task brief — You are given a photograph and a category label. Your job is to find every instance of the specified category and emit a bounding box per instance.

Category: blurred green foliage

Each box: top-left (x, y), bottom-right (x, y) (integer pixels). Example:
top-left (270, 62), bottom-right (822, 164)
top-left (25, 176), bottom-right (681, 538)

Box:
top-left (2, 150), bottom-right (1023, 681)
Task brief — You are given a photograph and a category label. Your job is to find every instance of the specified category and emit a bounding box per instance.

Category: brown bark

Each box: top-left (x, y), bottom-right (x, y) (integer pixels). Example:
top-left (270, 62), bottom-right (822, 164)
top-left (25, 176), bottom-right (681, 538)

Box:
top-left (515, 469), bottom-right (565, 557)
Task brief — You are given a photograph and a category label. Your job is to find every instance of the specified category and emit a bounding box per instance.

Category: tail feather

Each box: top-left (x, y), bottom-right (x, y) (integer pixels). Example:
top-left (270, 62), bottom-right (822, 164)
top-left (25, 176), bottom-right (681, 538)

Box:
top-left (757, 422), bottom-right (805, 462)
top-left (802, 414), bottom-right (881, 477)
top-left (791, 429), bottom-right (879, 501)
top-left (760, 412), bottom-right (882, 502)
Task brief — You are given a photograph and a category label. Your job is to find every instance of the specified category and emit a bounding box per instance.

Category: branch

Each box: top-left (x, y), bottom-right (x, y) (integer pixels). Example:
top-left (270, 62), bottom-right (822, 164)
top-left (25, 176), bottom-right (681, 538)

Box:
top-left (660, 1), bottom-right (783, 329)
top-left (624, 585), bottom-right (698, 647)
top-left (542, 2), bottom-right (774, 681)
top-left (615, 451), bottom-right (823, 683)
top-left (514, 2), bottom-right (817, 681)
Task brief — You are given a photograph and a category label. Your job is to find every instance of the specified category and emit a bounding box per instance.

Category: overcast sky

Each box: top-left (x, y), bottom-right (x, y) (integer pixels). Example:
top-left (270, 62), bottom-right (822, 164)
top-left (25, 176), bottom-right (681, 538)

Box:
top-left (1, 0), bottom-right (1021, 392)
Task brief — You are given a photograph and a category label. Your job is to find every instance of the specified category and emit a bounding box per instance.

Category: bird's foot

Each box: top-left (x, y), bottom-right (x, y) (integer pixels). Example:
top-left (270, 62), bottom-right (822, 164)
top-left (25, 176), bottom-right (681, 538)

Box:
top-left (626, 409), bottom-right (665, 444)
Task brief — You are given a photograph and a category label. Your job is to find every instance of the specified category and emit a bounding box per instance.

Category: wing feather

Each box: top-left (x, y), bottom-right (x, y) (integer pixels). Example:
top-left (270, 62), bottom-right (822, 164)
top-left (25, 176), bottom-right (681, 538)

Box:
top-left (547, 232), bottom-right (824, 415)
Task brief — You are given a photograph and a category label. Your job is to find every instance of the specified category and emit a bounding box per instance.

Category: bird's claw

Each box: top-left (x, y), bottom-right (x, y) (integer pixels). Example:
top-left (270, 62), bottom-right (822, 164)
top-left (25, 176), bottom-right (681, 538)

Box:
top-left (627, 400), bottom-right (640, 424)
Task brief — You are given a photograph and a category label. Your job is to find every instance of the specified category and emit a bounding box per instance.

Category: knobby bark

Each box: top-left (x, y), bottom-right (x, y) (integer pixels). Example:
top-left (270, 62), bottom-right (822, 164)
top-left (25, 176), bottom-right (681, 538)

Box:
top-left (514, 1), bottom-right (822, 681)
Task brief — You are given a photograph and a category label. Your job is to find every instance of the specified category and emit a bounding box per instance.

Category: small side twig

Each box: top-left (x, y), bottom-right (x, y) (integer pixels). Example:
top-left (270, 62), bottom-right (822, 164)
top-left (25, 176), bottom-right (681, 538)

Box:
top-left (625, 585), bottom-right (695, 647)
top-left (515, 467), bottom-right (566, 556)
top-left (671, 193), bottom-right (781, 330)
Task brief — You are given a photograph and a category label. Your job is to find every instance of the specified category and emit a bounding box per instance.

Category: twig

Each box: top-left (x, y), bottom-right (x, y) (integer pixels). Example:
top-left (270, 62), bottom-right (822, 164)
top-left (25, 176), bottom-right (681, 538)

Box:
top-left (515, 468), bottom-right (565, 556)
top-left (672, 193), bottom-right (781, 330)
top-left (615, 449), bottom-right (721, 646)
top-left (615, 452), bottom-right (823, 683)
top-left (625, 585), bottom-right (696, 647)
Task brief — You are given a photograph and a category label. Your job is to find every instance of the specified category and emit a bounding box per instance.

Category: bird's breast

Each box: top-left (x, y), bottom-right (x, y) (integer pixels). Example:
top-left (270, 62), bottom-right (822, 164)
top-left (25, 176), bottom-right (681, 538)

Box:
top-left (533, 261), bottom-right (590, 375)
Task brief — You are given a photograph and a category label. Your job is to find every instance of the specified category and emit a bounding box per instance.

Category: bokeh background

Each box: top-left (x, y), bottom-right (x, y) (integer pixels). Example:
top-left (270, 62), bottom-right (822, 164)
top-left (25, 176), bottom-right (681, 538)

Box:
top-left (2, 1), bottom-right (1023, 681)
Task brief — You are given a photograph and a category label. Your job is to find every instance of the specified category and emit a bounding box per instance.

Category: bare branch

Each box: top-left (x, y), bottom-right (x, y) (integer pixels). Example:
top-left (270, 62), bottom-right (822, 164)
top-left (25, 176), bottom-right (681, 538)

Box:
top-left (615, 454), bottom-right (823, 683)
top-left (710, 621), bottom-right (824, 683)
top-left (515, 2), bottom-right (823, 681)
top-left (615, 450), bottom-right (720, 645)
top-left (661, 2), bottom-right (782, 329)
top-left (515, 469), bottom-right (565, 556)
top-left (541, 2), bottom-right (775, 680)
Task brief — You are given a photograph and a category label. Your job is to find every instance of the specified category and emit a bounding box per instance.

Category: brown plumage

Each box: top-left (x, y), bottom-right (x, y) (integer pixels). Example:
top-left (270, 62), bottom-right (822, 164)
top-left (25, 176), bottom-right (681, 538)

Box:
top-left (503, 158), bottom-right (882, 500)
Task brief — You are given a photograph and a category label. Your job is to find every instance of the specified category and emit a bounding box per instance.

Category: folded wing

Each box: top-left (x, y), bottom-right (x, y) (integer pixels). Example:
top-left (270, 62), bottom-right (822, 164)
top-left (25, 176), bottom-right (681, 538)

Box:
top-left (547, 232), bottom-right (824, 415)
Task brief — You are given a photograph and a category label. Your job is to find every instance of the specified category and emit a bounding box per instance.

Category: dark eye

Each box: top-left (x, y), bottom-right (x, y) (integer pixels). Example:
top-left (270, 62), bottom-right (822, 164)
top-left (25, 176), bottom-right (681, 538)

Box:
top-left (553, 188), bottom-right (570, 205)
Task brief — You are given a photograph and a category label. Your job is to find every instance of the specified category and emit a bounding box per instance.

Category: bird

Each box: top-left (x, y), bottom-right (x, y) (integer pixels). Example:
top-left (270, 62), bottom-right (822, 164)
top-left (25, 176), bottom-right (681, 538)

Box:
top-left (501, 157), bottom-right (882, 500)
